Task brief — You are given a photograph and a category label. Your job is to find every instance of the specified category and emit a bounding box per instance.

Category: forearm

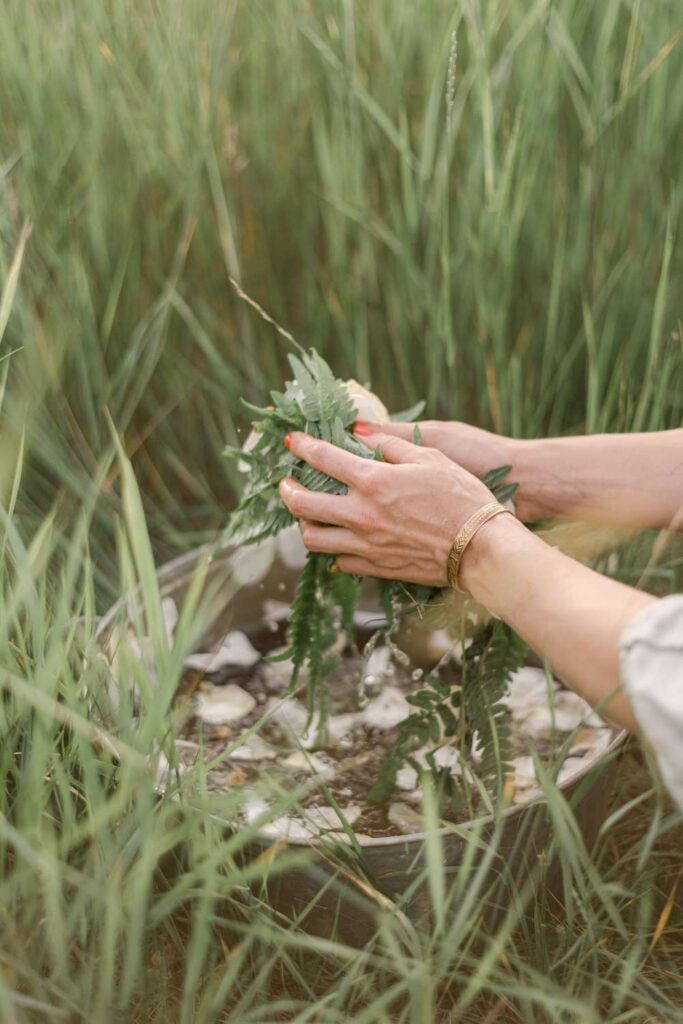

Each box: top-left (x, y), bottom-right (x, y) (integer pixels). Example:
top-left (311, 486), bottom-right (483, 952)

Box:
top-left (460, 515), bottom-right (656, 732)
top-left (509, 429), bottom-right (683, 530)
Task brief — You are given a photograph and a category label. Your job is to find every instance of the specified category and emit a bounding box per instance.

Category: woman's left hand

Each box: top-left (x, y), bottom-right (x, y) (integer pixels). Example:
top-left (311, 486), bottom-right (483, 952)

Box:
top-left (278, 428), bottom-right (497, 585)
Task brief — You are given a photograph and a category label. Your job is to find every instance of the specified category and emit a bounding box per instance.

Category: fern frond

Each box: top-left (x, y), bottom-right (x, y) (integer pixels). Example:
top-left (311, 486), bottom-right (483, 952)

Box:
top-left (225, 343), bottom-right (525, 802)
top-left (461, 622), bottom-right (527, 784)
top-left (284, 552), bottom-right (324, 686)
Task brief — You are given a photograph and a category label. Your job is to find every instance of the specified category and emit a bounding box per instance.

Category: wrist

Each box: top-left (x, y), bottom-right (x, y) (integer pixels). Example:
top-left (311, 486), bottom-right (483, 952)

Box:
top-left (506, 438), bottom-right (548, 522)
top-left (458, 513), bottom-right (535, 609)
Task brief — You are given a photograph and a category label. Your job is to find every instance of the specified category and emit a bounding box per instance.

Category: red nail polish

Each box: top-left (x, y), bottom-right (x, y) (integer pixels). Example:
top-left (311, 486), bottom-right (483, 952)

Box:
top-left (283, 433), bottom-right (292, 449)
top-left (354, 422), bottom-right (372, 436)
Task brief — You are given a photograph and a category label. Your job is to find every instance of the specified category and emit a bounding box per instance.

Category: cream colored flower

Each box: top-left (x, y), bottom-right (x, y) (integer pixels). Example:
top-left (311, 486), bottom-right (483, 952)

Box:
top-left (343, 379), bottom-right (390, 424)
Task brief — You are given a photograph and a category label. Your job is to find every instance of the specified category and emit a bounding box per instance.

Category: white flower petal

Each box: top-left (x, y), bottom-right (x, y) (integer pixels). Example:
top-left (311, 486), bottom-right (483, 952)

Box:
top-left (343, 379), bottom-right (390, 423)
top-left (185, 631), bottom-right (260, 672)
top-left (276, 525), bottom-right (308, 569)
top-left (229, 538), bottom-right (276, 587)
top-left (196, 684), bottom-right (256, 725)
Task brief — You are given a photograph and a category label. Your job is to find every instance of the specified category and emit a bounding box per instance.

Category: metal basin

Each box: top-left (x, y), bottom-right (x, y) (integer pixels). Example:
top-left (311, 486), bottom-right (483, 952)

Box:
top-left (97, 540), bottom-right (625, 941)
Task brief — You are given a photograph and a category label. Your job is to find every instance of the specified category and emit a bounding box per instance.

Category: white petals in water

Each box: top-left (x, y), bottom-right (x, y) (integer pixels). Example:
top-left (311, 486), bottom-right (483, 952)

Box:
top-left (229, 539), bottom-right (276, 587)
top-left (364, 646), bottom-right (392, 679)
top-left (513, 756), bottom-right (538, 789)
top-left (185, 631), bottom-right (260, 673)
top-left (513, 788), bottom-right (540, 805)
top-left (243, 796), bottom-right (359, 841)
top-left (265, 696), bottom-right (309, 741)
top-left (396, 765), bottom-right (419, 791)
top-left (243, 795), bottom-right (271, 824)
top-left (523, 706), bottom-right (581, 738)
top-left (325, 713), bottom-right (362, 746)
top-left (306, 711), bottom-right (359, 749)
top-left (263, 599), bottom-right (291, 628)
top-left (564, 695), bottom-right (604, 729)
top-left (523, 697), bottom-right (595, 739)
top-left (505, 666), bottom-right (605, 736)
top-left (361, 686), bottom-right (411, 729)
top-left (163, 617), bottom-right (618, 840)
top-left (303, 804), bottom-right (361, 831)
top-left (555, 756), bottom-right (591, 785)
top-left (511, 755), bottom-right (542, 804)
top-left (261, 653), bottom-right (300, 692)
top-left (388, 802), bottom-right (423, 834)
top-left (504, 666), bottom-right (557, 719)
top-left (276, 525), bottom-right (308, 569)
top-left (229, 734), bottom-right (277, 761)
top-left (220, 631), bottom-right (261, 667)
top-left (196, 683), bottom-right (256, 725)
top-left (362, 646), bottom-right (393, 694)
top-left (283, 751), bottom-right (335, 778)
top-left (432, 745), bottom-right (463, 774)
top-left (259, 817), bottom-right (314, 842)
top-left (243, 794), bottom-right (308, 841)
top-left (412, 744), bottom-right (467, 780)
top-left (266, 697), bottom-right (362, 750)
top-left (512, 746), bottom-right (603, 804)
top-left (570, 727), bottom-right (613, 757)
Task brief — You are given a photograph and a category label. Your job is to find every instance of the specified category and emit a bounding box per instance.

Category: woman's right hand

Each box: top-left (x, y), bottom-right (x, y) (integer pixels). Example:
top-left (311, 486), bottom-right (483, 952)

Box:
top-left (357, 420), bottom-right (683, 533)
top-left (354, 417), bottom-right (524, 499)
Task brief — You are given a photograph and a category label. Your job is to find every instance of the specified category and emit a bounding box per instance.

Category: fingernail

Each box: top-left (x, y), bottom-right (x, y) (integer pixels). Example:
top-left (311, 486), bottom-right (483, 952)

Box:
top-left (283, 433), bottom-right (292, 449)
top-left (354, 422), bottom-right (372, 436)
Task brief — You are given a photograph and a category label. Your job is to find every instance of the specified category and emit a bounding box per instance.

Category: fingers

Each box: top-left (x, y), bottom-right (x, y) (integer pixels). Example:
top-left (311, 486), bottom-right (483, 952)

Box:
top-left (355, 420), bottom-right (414, 440)
top-left (353, 430), bottom-right (425, 465)
top-left (279, 478), bottom-right (354, 527)
top-left (285, 432), bottom-right (365, 487)
top-left (334, 555), bottom-right (405, 579)
top-left (298, 521), bottom-right (367, 556)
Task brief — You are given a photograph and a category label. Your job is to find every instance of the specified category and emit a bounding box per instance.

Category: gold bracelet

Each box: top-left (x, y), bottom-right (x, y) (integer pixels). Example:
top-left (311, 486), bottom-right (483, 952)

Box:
top-left (446, 502), bottom-right (513, 595)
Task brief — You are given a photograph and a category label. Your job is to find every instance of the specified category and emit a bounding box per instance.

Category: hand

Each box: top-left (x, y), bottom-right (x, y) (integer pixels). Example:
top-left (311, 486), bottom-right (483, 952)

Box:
top-left (354, 418), bottom-right (514, 477)
top-left (278, 428), bottom-right (497, 586)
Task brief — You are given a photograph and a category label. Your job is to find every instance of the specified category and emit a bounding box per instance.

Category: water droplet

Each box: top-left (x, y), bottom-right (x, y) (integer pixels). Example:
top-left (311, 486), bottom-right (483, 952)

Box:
top-left (412, 669), bottom-right (424, 682)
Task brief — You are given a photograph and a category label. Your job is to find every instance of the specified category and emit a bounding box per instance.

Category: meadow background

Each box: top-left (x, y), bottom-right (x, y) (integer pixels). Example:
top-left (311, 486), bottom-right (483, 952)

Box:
top-left (0, 0), bottom-right (682, 1021)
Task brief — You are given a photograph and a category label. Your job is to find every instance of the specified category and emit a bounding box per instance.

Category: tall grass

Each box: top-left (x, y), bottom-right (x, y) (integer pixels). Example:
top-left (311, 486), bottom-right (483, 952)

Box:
top-left (0, 0), bottom-right (682, 1020)
top-left (0, 479), bottom-right (681, 1022)
top-left (1, 0), bottom-right (682, 566)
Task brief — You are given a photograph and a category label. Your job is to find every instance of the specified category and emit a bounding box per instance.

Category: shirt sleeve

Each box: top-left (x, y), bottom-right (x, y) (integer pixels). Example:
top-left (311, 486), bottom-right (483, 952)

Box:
top-left (620, 594), bottom-right (683, 810)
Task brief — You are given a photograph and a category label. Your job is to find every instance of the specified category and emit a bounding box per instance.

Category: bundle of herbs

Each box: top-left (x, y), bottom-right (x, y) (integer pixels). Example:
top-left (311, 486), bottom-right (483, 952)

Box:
top-left (224, 344), bottom-right (526, 800)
